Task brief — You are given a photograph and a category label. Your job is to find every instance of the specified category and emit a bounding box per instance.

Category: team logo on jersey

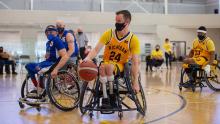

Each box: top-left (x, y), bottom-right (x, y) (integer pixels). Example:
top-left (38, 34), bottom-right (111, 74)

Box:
top-left (124, 40), bottom-right (128, 44)
top-left (50, 41), bottom-right (53, 47)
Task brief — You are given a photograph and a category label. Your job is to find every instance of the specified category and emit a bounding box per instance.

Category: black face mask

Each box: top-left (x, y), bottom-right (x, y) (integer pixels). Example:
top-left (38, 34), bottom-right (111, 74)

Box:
top-left (156, 49), bottom-right (159, 51)
top-left (78, 32), bottom-right (83, 35)
top-left (197, 34), bottom-right (206, 41)
top-left (115, 23), bottom-right (126, 31)
top-left (57, 27), bottom-right (64, 34)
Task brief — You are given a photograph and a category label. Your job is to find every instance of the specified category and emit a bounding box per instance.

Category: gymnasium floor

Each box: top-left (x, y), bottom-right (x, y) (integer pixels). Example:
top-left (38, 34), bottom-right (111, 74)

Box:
top-left (0, 62), bottom-right (220, 124)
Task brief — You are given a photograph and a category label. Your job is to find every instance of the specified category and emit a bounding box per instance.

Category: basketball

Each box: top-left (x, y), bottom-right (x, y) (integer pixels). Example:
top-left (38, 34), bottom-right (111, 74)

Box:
top-left (78, 61), bottom-right (98, 81)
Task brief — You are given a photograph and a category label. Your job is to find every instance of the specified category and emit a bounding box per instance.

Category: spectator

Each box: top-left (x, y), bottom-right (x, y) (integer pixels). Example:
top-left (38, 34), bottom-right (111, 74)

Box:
top-left (0, 46), bottom-right (17, 74)
top-left (76, 27), bottom-right (89, 59)
top-left (163, 38), bottom-right (173, 69)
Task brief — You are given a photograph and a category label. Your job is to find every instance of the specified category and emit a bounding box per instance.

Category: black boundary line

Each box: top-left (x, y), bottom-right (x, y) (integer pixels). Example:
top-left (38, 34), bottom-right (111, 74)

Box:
top-left (144, 89), bottom-right (187, 124)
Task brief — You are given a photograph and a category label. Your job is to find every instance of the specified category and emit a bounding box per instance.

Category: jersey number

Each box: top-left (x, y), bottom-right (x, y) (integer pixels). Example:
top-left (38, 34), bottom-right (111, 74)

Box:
top-left (109, 51), bottom-right (121, 62)
top-left (195, 51), bottom-right (200, 56)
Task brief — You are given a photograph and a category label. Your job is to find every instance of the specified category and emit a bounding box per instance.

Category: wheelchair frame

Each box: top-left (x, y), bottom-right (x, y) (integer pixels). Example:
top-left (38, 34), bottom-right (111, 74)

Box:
top-left (179, 63), bottom-right (220, 92)
top-left (79, 62), bottom-right (146, 119)
top-left (18, 62), bottom-right (80, 112)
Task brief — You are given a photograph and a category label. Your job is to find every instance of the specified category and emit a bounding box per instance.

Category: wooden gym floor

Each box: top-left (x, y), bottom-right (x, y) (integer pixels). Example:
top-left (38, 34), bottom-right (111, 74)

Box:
top-left (0, 62), bottom-right (220, 124)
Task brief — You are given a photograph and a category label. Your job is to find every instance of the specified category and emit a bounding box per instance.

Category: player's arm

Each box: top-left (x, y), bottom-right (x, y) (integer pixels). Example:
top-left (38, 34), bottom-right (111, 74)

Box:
top-left (66, 32), bottom-right (74, 57)
top-left (51, 37), bottom-right (69, 78)
top-left (84, 29), bottom-right (111, 61)
top-left (130, 35), bottom-right (141, 92)
top-left (85, 42), bottom-right (104, 61)
top-left (208, 51), bottom-right (215, 65)
top-left (131, 54), bottom-right (140, 85)
top-left (188, 49), bottom-right (194, 58)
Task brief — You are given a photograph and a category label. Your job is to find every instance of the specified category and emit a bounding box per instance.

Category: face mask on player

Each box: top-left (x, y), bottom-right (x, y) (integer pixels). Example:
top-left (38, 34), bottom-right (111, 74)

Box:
top-left (47, 34), bottom-right (55, 41)
top-left (78, 32), bottom-right (83, 35)
top-left (115, 23), bottom-right (126, 31)
top-left (57, 27), bottom-right (64, 34)
top-left (197, 34), bottom-right (206, 41)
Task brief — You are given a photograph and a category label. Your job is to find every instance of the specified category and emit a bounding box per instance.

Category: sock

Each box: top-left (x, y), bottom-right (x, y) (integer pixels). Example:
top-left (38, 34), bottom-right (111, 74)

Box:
top-left (100, 76), bottom-right (108, 98)
top-left (107, 75), bottom-right (114, 94)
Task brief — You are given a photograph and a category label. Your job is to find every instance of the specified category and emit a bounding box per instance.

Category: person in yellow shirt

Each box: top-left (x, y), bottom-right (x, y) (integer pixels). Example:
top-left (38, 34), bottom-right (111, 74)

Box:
top-left (84, 10), bottom-right (141, 109)
top-left (151, 45), bottom-right (164, 70)
top-left (182, 26), bottom-right (215, 87)
top-left (163, 38), bottom-right (173, 69)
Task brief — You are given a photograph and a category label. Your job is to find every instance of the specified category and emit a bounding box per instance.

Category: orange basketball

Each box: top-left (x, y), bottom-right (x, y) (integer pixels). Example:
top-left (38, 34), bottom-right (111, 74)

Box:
top-left (78, 61), bottom-right (98, 81)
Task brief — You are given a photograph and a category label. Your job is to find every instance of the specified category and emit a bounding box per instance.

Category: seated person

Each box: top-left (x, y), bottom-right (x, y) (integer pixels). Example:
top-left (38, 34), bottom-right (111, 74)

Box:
top-left (150, 45), bottom-right (164, 70)
top-left (183, 26), bottom-right (215, 85)
top-left (56, 20), bottom-right (78, 65)
top-left (0, 46), bottom-right (17, 74)
top-left (25, 25), bottom-right (69, 95)
top-left (84, 10), bottom-right (140, 108)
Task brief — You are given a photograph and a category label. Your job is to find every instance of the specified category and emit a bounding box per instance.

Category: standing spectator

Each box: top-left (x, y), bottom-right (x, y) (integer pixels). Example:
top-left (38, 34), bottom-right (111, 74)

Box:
top-left (163, 38), bottom-right (173, 69)
top-left (76, 27), bottom-right (89, 59)
top-left (0, 46), bottom-right (17, 74)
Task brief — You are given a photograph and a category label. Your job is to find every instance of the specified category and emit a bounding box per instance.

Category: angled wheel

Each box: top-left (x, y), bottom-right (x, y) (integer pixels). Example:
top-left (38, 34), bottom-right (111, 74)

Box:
top-left (21, 75), bottom-right (45, 107)
top-left (79, 79), bottom-right (97, 115)
top-left (205, 67), bottom-right (220, 91)
top-left (46, 71), bottom-right (80, 111)
top-left (125, 73), bottom-right (146, 116)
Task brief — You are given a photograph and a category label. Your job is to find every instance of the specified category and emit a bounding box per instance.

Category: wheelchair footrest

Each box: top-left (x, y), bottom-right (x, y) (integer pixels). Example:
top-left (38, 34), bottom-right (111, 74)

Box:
top-left (100, 110), bottom-right (115, 114)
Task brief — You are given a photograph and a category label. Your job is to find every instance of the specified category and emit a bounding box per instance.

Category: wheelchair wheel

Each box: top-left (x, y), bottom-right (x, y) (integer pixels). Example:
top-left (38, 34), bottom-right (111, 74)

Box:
top-left (21, 75), bottom-right (46, 106)
top-left (205, 67), bottom-right (220, 91)
top-left (46, 70), bottom-right (80, 111)
top-left (79, 79), bottom-right (97, 115)
top-left (125, 73), bottom-right (146, 116)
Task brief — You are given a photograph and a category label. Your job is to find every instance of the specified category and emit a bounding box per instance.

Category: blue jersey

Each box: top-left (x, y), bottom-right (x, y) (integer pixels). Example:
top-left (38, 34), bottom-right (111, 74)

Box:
top-left (60, 30), bottom-right (79, 57)
top-left (46, 36), bottom-right (65, 62)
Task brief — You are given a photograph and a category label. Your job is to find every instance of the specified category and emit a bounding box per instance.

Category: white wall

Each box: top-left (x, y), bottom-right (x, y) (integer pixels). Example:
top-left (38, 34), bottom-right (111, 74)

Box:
top-left (0, 10), bottom-right (220, 59)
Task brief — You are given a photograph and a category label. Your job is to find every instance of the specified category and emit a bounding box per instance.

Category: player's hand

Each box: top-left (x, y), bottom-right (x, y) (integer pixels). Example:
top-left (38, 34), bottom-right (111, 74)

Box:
top-left (35, 66), bottom-right (41, 71)
top-left (51, 69), bottom-right (58, 78)
top-left (45, 53), bottom-right (50, 59)
top-left (132, 82), bottom-right (140, 93)
top-left (82, 57), bottom-right (92, 63)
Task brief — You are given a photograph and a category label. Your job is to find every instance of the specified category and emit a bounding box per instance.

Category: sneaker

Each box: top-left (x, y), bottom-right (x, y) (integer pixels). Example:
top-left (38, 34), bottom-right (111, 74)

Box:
top-left (110, 95), bottom-right (117, 108)
top-left (101, 98), bottom-right (111, 109)
top-left (12, 72), bottom-right (17, 74)
top-left (27, 88), bottom-right (45, 99)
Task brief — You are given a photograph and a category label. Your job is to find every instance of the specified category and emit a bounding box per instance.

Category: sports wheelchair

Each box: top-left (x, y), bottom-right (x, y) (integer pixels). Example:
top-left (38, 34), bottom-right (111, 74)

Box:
top-left (18, 61), bottom-right (80, 112)
top-left (179, 60), bottom-right (220, 92)
top-left (79, 62), bottom-right (146, 119)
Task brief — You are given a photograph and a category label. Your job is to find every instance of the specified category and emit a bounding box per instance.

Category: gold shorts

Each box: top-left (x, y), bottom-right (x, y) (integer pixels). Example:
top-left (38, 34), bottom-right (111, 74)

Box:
top-left (193, 57), bottom-right (207, 66)
top-left (103, 61), bottom-right (124, 72)
top-left (182, 57), bottom-right (208, 69)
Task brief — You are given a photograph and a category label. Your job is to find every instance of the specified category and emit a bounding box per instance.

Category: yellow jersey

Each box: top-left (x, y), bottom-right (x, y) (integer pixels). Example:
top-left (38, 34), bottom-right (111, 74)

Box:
top-left (192, 37), bottom-right (215, 60)
top-left (163, 42), bottom-right (172, 53)
top-left (151, 49), bottom-right (163, 59)
top-left (99, 29), bottom-right (140, 65)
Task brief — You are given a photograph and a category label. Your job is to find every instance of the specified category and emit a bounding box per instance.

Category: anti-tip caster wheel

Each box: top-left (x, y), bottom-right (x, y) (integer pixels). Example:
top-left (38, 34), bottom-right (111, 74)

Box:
top-left (118, 112), bottom-right (123, 120)
top-left (19, 102), bottom-right (25, 109)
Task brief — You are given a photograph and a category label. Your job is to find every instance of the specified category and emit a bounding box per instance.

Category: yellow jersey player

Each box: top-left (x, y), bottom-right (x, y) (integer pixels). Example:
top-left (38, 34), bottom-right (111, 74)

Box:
top-left (84, 10), bottom-right (140, 108)
top-left (183, 26), bottom-right (215, 86)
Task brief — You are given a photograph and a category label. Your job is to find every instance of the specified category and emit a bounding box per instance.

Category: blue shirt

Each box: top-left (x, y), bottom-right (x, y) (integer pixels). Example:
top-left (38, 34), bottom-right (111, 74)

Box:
top-left (46, 36), bottom-right (65, 62)
top-left (59, 30), bottom-right (78, 57)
